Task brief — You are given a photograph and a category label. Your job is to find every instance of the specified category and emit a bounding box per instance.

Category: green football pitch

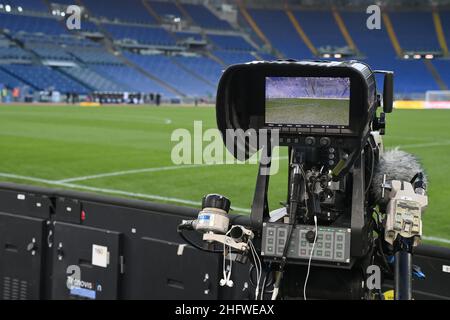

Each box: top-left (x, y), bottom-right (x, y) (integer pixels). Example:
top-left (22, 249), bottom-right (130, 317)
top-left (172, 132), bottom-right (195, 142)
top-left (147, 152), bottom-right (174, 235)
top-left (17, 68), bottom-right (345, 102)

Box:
top-left (266, 97), bottom-right (349, 126)
top-left (0, 105), bottom-right (449, 247)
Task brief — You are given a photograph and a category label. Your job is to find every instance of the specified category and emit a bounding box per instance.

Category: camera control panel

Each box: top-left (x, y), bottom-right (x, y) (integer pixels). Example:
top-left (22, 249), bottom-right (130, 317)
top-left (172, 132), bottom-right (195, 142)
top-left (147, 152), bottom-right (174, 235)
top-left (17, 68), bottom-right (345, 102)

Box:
top-left (261, 223), bottom-right (351, 264)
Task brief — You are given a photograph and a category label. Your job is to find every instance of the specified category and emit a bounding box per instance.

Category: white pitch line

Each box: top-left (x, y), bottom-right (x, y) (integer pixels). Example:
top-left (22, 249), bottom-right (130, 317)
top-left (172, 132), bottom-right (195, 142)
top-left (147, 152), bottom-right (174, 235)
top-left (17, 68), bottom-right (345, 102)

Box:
top-left (397, 141), bottom-right (450, 149)
top-left (58, 156), bottom-right (289, 183)
top-left (422, 236), bottom-right (450, 245)
top-left (1, 172), bottom-right (450, 243)
top-left (57, 164), bottom-right (207, 183)
top-left (0, 172), bottom-right (251, 213)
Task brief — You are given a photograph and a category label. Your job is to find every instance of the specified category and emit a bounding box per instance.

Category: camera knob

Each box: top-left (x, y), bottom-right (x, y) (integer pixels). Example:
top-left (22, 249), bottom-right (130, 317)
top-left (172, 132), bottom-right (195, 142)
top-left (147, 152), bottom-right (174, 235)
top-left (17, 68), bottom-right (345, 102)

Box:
top-left (319, 137), bottom-right (331, 147)
top-left (306, 230), bottom-right (316, 243)
top-left (305, 136), bottom-right (316, 146)
top-left (202, 194), bottom-right (230, 213)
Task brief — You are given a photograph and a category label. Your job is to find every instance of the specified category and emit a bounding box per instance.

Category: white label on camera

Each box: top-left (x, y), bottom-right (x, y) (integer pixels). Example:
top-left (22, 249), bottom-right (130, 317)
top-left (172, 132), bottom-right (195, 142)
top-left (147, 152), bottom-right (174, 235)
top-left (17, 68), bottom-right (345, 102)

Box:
top-left (17, 194), bottom-right (25, 200)
top-left (443, 265), bottom-right (450, 273)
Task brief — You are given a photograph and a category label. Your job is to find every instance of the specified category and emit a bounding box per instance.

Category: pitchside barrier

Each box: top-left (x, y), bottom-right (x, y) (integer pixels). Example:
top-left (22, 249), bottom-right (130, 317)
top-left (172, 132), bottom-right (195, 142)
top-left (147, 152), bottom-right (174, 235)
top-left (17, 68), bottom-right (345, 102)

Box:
top-left (0, 182), bottom-right (449, 300)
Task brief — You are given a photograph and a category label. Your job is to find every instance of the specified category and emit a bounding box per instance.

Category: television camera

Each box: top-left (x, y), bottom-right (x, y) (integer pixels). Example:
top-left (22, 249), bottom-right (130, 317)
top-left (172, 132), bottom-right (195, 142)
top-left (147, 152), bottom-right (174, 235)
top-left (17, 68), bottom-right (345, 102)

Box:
top-left (178, 60), bottom-right (428, 300)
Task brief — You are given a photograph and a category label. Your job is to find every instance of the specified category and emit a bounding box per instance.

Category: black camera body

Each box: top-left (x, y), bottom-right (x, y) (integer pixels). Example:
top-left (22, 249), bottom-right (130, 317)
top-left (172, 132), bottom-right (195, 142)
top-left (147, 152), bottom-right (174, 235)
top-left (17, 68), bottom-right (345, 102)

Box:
top-left (215, 60), bottom-right (394, 299)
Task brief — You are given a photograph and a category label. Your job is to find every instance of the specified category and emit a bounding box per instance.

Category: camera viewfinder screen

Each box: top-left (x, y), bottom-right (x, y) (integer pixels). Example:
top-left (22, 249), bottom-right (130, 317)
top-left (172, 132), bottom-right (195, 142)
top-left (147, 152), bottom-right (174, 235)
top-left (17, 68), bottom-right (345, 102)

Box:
top-left (265, 77), bottom-right (350, 126)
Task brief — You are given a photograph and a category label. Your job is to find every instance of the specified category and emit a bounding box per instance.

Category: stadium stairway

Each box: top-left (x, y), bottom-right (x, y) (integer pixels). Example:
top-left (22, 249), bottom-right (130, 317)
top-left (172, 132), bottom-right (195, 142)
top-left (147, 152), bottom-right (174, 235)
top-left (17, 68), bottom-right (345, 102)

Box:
top-left (285, 7), bottom-right (318, 56)
top-left (169, 56), bottom-right (217, 87)
top-left (0, 67), bottom-right (27, 88)
top-left (236, 0), bottom-right (274, 54)
top-left (142, 1), bottom-right (185, 45)
top-left (142, 0), bottom-right (163, 24)
top-left (424, 60), bottom-right (448, 90)
top-left (204, 51), bottom-right (226, 67)
top-left (432, 7), bottom-right (449, 56)
top-left (0, 65), bottom-right (36, 89)
top-left (119, 53), bottom-right (187, 98)
top-left (58, 66), bottom-right (128, 92)
top-left (383, 10), bottom-right (448, 91)
top-left (382, 12), bottom-right (403, 57)
top-left (174, 0), bottom-right (196, 25)
top-left (331, 6), bottom-right (359, 54)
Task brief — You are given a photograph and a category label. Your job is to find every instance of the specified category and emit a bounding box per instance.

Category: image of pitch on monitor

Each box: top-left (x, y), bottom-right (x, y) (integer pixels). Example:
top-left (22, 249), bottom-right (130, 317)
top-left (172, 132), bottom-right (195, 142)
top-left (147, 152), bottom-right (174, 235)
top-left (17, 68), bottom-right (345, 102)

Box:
top-left (265, 77), bottom-right (350, 126)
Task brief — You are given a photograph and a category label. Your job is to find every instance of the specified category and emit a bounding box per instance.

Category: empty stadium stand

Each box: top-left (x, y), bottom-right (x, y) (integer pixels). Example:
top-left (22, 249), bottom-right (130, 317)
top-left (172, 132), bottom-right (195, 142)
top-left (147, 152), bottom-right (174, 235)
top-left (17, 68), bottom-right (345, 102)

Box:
top-left (0, 1), bottom-right (448, 100)
top-left (104, 23), bottom-right (175, 46)
top-left (1, 64), bottom-right (89, 93)
top-left (182, 3), bottom-right (231, 30)
top-left (390, 11), bottom-right (441, 52)
top-left (59, 66), bottom-right (126, 92)
top-left (293, 10), bottom-right (346, 50)
top-left (213, 50), bottom-right (255, 65)
top-left (125, 52), bottom-right (216, 97)
top-left (149, 0), bottom-right (183, 20)
top-left (174, 55), bottom-right (223, 84)
top-left (208, 34), bottom-right (253, 51)
top-left (91, 63), bottom-right (175, 97)
top-left (438, 10), bottom-right (450, 50)
top-left (0, 66), bottom-right (26, 88)
top-left (0, 13), bottom-right (66, 35)
top-left (341, 11), bottom-right (441, 95)
top-left (248, 8), bottom-right (311, 59)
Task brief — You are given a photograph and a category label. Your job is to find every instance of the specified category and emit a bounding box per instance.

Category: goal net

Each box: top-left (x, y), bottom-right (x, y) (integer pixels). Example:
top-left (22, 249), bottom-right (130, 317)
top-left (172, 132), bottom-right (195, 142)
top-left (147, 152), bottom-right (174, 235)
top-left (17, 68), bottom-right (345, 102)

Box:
top-left (425, 90), bottom-right (450, 109)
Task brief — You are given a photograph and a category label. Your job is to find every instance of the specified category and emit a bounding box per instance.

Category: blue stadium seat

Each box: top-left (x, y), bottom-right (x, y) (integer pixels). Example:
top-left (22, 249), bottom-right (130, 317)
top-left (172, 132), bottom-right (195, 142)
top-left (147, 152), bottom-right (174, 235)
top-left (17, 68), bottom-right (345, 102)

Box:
top-left (175, 31), bottom-right (203, 42)
top-left (2, 64), bottom-right (89, 93)
top-left (213, 50), bottom-right (255, 65)
top-left (342, 11), bottom-right (438, 95)
top-left (82, 0), bottom-right (156, 24)
top-left (390, 11), bottom-right (440, 52)
top-left (438, 10), bottom-right (450, 50)
top-left (183, 3), bottom-right (231, 30)
top-left (59, 67), bottom-right (126, 92)
top-left (125, 52), bottom-right (216, 97)
top-left (103, 24), bottom-right (175, 46)
top-left (431, 60), bottom-right (450, 89)
top-left (92, 63), bottom-right (174, 97)
top-left (69, 47), bottom-right (122, 64)
top-left (0, 46), bottom-right (33, 60)
top-left (0, 13), bottom-right (66, 35)
top-left (248, 9), bottom-right (311, 59)
top-left (293, 11), bottom-right (346, 49)
top-left (208, 34), bottom-right (253, 51)
top-left (26, 42), bottom-right (73, 61)
top-left (78, 20), bottom-right (100, 33)
top-left (341, 11), bottom-right (395, 58)
top-left (258, 53), bottom-right (277, 61)
top-left (0, 67), bottom-right (26, 88)
top-left (174, 55), bottom-right (223, 84)
top-left (148, 0), bottom-right (183, 19)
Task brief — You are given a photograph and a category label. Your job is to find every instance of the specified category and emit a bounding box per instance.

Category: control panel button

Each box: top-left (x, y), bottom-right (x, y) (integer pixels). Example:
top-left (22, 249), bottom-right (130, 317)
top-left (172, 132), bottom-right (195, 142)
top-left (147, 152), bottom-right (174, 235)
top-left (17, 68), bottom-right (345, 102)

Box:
top-left (305, 136), bottom-right (316, 146)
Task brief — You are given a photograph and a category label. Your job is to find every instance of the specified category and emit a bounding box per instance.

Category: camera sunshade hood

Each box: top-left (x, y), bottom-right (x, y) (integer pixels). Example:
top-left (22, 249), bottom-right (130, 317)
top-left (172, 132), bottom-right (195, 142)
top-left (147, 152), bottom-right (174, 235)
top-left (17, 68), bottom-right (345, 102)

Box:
top-left (215, 60), bottom-right (378, 161)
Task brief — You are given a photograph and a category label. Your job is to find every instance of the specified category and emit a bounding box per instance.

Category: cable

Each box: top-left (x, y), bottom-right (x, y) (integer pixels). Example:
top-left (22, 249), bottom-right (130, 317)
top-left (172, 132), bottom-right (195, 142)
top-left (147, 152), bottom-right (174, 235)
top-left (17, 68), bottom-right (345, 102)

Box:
top-left (260, 272), bottom-right (268, 300)
top-left (177, 228), bottom-right (223, 253)
top-left (220, 230), bottom-right (234, 287)
top-left (249, 240), bottom-right (262, 300)
top-left (365, 139), bottom-right (375, 194)
top-left (299, 165), bottom-right (309, 217)
top-left (303, 215), bottom-right (318, 300)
